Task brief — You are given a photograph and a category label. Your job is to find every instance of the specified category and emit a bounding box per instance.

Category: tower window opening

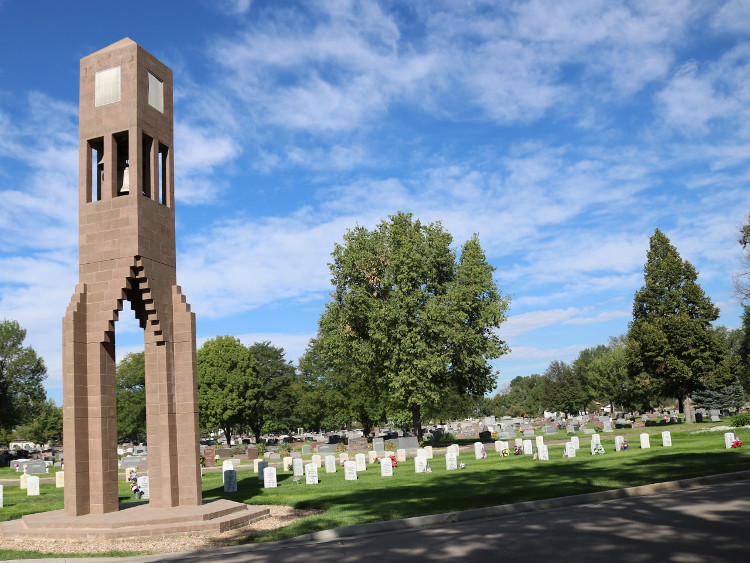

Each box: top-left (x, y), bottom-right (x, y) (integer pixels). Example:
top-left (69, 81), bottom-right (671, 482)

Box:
top-left (114, 132), bottom-right (130, 196)
top-left (88, 138), bottom-right (104, 203)
top-left (158, 143), bottom-right (169, 206)
top-left (142, 134), bottom-right (153, 198)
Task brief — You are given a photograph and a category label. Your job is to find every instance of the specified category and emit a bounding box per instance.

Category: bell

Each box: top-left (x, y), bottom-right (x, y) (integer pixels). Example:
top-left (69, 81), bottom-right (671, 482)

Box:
top-left (118, 163), bottom-right (130, 195)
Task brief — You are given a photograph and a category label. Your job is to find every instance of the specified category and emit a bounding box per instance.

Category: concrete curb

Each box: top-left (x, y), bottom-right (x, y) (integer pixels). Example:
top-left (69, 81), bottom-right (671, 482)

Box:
top-left (288, 469), bottom-right (750, 543)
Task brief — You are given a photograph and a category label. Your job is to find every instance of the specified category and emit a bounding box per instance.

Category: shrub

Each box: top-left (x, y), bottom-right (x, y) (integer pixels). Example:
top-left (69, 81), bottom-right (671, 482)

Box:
top-left (256, 442), bottom-right (266, 456)
top-left (336, 442), bottom-right (347, 453)
top-left (730, 412), bottom-right (750, 428)
top-left (279, 442), bottom-right (292, 455)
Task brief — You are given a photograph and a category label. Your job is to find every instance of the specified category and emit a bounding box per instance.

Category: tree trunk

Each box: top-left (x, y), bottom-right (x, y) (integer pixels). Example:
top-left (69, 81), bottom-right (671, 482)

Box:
top-left (222, 426), bottom-right (232, 447)
top-left (411, 405), bottom-right (422, 442)
top-left (682, 394), bottom-right (694, 424)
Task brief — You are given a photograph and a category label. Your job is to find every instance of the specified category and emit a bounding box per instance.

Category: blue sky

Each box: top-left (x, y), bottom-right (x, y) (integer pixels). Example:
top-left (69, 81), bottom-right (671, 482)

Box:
top-left (2, 1), bottom-right (749, 407)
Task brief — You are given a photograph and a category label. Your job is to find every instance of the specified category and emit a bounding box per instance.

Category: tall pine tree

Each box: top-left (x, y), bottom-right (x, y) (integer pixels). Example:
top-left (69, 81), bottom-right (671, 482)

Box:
top-left (626, 229), bottom-right (727, 422)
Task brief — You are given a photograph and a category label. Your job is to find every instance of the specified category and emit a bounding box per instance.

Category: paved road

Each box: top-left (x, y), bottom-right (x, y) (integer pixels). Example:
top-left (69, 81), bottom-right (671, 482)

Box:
top-left (34, 476), bottom-right (748, 563)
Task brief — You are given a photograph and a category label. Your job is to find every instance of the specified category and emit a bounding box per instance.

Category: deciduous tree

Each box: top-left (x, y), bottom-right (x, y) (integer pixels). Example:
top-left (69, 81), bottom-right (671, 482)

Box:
top-left (116, 351), bottom-right (146, 443)
top-left (0, 319), bottom-right (47, 435)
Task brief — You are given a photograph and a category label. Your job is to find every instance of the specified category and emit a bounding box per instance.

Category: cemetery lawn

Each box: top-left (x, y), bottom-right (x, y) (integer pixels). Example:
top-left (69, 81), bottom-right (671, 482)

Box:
top-left (208, 427), bottom-right (750, 544)
top-left (0, 426), bottom-right (747, 556)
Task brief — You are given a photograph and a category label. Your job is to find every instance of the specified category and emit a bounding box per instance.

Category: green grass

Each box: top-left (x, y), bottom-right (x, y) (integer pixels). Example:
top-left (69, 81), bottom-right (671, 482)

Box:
top-left (1, 425), bottom-right (748, 557)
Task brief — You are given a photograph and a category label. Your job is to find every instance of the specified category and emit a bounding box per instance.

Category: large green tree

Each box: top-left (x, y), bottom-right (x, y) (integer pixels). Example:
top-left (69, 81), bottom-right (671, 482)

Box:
top-left (15, 399), bottom-right (62, 446)
top-left (736, 306), bottom-right (750, 395)
top-left (197, 336), bottom-right (259, 446)
top-left (0, 319), bottom-right (48, 437)
top-left (318, 212), bottom-right (510, 439)
top-left (116, 351), bottom-right (146, 443)
top-left (540, 360), bottom-right (587, 417)
top-left (626, 229), bottom-right (727, 422)
top-left (247, 341), bottom-right (298, 437)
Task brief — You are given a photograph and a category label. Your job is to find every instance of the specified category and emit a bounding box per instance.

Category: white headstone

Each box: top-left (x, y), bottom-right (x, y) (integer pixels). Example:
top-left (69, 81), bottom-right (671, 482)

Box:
top-left (571, 436), bottom-right (580, 450)
top-left (424, 446), bottom-right (433, 459)
top-left (223, 469), bottom-right (237, 492)
top-left (222, 460), bottom-right (234, 482)
top-left (305, 463), bottom-right (319, 485)
top-left (494, 440), bottom-right (503, 452)
top-left (19, 474), bottom-right (28, 490)
top-left (355, 453), bottom-right (367, 471)
top-left (640, 433), bottom-right (650, 449)
top-left (264, 466), bottom-right (278, 488)
top-left (325, 455), bottom-right (337, 473)
top-left (724, 432), bottom-right (738, 449)
top-left (661, 431), bottom-right (672, 447)
top-left (499, 440), bottom-right (509, 453)
top-left (344, 460), bottom-right (358, 480)
top-left (312, 454), bottom-right (322, 468)
top-left (523, 440), bottom-right (533, 455)
top-left (565, 442), bottom-right (576, 457)
top-left (137, 476), bottom-right (150, 499)
top-left (27, 476), bottom-right (40, 496)
top-left (615, 436), bottom-right (625, 451)
top-left (514, 438), bottom-right (523, 448)
top-left (380, 457), bottom-right (393, 476)
top-left (257, 460), bottom-right (268, 481)
top-left (603, 421), bottom-right (613, 432)
top-left (535, 436), bottom-right (544, 449)
top-left (368, 451), bottom-right (378, 463)
top-left (293, 457), bottom-right (304, 477)
top-left (474, 442), bottom-right (485, 459)
top-left (253, 458), bottom-right (262, 473)
top-left (591, 434), bottom-right (601, 447)
top-left (539, 445), bottom-right (549, 461)
top-left (397, 449), bottom-right (406, 462)
top-left (414, 456), bottom-right (427, 473)
top-left (283, 456), bottom-right (293, 472)
top-left (339, 453), bottom-right (349, 463)
top-left (0, 484), bottom-right (3, 508)
top-left (56, 471), bottom-right (65, 488)
top-left (446, 451), bottom-right (458, 470)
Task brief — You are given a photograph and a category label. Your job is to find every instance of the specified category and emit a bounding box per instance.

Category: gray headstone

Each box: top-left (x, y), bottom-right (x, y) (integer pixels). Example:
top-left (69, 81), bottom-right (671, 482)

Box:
top-left (397, 437), bottom-right (419, 453)
top-left (316, 444), bottom-right (335, 454)
top-left (301, 445), bottom-right (312, 455)
top-left (223, 470), bottom-right (237, 492)
top-left (373, 437), bottom-right (385, 452)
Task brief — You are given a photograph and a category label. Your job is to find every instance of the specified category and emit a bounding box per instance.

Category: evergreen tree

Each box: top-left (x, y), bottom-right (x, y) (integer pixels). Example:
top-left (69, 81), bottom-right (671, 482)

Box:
top-left (626, 229), bottom-right (727, 422)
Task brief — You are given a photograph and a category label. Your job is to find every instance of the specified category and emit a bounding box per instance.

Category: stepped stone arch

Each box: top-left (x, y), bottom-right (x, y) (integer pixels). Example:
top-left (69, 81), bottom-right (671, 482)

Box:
top-left (62, 39), bottom-right (202, 517)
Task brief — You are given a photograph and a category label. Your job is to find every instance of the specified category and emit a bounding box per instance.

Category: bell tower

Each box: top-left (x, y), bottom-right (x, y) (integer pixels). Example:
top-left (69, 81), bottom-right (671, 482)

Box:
top-left (63, 38), bottom-right (202, 516)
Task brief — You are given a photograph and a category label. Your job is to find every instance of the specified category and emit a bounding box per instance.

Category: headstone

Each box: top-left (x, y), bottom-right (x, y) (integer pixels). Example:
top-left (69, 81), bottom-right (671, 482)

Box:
top-left (539, 445), bottom-right (549, 461)
top-left (448, 444), bottom-right (460, 456)
top-left (523, 440), bottom-right (533, 455)
top-left (514, 438), bottom-right (523, 448)
top-left (27, 476), bottom-right (40, 496)
top-left (301, 445), bottom-right (312, 455)
top-left (397, 449), bottom-right (406, 462)
top-left (695, 413), bottom-right (703, 423)
top-left (223, 470), bottom-right (237, 492)
top-left (446, 452), bottom-right (458, 470)
top-left (565, 442), bottom-right (576, 458)
top-left (380, 457), bottom-right (393, 477)
top-left (661, 431), bottom-right (672, 447)
top-left (535, 436), bottom-right (544, 449)
top-left (253, 458), bottom-right (262, 473)
top-left (203, 447), bottom-right (216, 467)
top-left (494, 440), bottom-right (503, 452)
top-left (246, 447), bottom-right (258, 460)
top-left (640, 433), bottom-right (650, 449)
top-left (474, 442), bottom-right (486, 459)
top-left (257, 460), bottom-right (268, 481)
top-left (222, 460), bottom-right (235, 482)
top-left (348, 437), bottom-right (368, 452)
top-left (339, 453), bottom-right (349, 463)
top-left (344, 460), bottom-right (358, 480)
top-left (571, 436), bottom-right (580, 450)
top-left (137, 476), bottom-right (150, 499)
top-left (415, 456), bottom-right (427, 473)
top-left (311, 454), bottom-right (322, 468)
top-left (603, 422), bottom-right (613, 433)
top-left (583, 428), bottom-right (595, 435)
top-left (0, 485), bottom-right (3, 508)
top-left (591, 434), bottom-right (601, 447)
top-left (724, 432), bottom-right (738, 449)
top-left (264, 466), bottom-right (278, 488)
top-left (397, 437), bottom-right (419, 453)
top-left (368, 450), bottom-right (378, 464)
top-left (355, 453), bottom-right (367, 472)
top-left (23, 461), bottom-right (49, 474)
top-left (424, 445), bottom-right (433, 459)
top-left (56, 471), bottom-right (65, 488)
top-left (615, 436), bottom-right (625, 451)
top-left (316, 444), bottom-right (335, 454)
top-left (523, 429), bottom-right (535, 437)
top-left (544, 425), bottom-right (557, 434)
top-left (20, 474), bottom-right (28, 490)
top-left (373, 437), bottom-right (385, 452)
top-left (711, 411), bottom-right (721, 422)
top-left (292, 457), bottom-right (304, 477)
top-left (291, 452), bottom-right (302, 459)
top-left (305, 463), bottom-right (319, 485)
top-left (325, 455), bottom-right (336, 473)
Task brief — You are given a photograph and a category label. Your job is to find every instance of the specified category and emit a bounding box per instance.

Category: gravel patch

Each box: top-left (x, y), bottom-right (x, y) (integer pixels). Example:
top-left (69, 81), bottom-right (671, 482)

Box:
top-left (0, 505), bottom-right (321, 556)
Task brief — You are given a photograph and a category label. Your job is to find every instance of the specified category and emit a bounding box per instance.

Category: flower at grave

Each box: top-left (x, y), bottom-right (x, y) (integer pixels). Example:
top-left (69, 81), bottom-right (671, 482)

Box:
top-left (593, 444), bottom-right (605, 455)
top-left (390, 455), bottom-right (397, 467)
top-left (514, 446), bottom-right (522, 455)
top-left (480, 447), bottom-right (487, 458)
top-left (731, 439), bottom-right (743, 448)
top-left (500, 448), bottom-right (509, 457)
top-left (426, 464), bottom-right (432, 473)
top-left (130, 481), bottom-right (140, 494)
top-left (622, 441), bottom-right (629, 450)
top-left (459, 462), bottom-right (466, 469)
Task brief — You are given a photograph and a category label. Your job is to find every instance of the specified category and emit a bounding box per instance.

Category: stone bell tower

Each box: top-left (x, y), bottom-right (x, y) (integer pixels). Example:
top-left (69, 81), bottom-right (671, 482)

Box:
top-left (62, 38), bottom-right (202, 516)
